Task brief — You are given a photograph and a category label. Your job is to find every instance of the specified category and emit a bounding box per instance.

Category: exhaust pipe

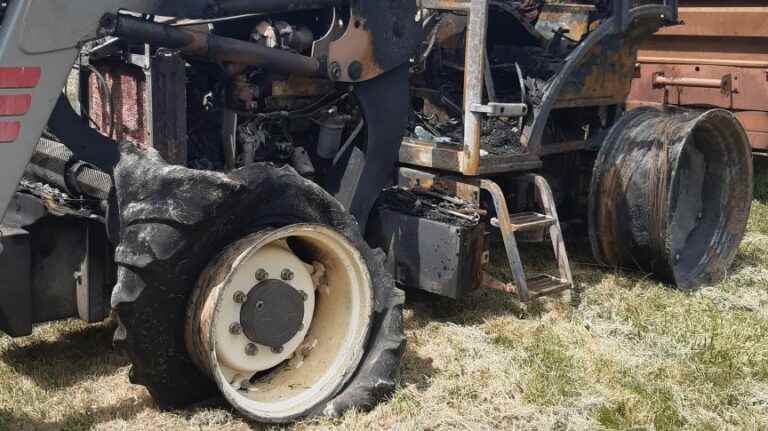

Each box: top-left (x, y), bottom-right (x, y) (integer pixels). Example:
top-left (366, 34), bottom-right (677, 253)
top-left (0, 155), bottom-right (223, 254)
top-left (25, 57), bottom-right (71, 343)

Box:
top-left (589, 108), bottom-right (752, 289)
top-left (100, 14), bottom-right (323, 78)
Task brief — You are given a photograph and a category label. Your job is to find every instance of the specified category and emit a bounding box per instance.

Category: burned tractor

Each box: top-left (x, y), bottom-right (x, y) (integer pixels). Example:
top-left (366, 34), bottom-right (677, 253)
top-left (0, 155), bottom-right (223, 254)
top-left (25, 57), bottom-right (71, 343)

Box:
top-left (0, 0), bottom-right (752, 424)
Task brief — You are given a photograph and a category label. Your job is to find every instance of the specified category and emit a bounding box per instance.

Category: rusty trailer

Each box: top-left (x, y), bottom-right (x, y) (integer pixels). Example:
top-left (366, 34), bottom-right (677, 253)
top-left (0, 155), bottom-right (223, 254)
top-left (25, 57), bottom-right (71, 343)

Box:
top-left (628, 1), bottom-right (768, 153)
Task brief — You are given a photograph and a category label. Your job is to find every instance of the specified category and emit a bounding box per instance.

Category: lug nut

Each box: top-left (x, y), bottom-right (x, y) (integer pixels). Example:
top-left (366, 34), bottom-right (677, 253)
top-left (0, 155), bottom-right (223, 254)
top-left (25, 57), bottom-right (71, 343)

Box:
top-left (271, 346), bottom-right (284, 354)
top-left (300, 291), bottom-right (309, 302)
top-left (233, 291), bottom-right (247, 304)
top-left (229, 323), bottom-right (242, 335)
top-left (281, 269), bottom-right (294, 281)
top-left (245, 343), bottom-right (258, 356)
top-left (255, 269), bottom-right (269, 281)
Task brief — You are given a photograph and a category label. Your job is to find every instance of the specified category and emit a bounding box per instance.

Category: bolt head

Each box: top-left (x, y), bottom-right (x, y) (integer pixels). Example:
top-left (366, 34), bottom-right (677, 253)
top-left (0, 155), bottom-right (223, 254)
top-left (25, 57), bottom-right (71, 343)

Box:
top-left (229, 323), bottom-right (242, 335)
top-left (245, 343), bottom-right (258, 356)
top-left (329, 62), bottom-right (342, 80)
top-left (255, 269), bottom-right (269, 282)
top-left (271, 346), bottom-right (284, 354)
top-left (300, 291), bottom-right (309, 302)
top-left (281, 269), bottom-right (294, 281)
top-left (233, 291), bottom-right (247, 304)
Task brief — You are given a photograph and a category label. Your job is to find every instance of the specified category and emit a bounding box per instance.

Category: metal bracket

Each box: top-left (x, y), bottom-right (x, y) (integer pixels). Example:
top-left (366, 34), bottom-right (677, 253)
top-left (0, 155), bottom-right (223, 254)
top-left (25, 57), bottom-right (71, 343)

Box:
top-left (470, 102), bottom-right (528, 117)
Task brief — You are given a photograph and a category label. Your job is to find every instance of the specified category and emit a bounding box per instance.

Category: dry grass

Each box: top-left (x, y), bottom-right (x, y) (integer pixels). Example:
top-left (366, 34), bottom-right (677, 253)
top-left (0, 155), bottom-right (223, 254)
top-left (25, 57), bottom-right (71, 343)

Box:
top-left (3, 166), bottom-right (768, 431)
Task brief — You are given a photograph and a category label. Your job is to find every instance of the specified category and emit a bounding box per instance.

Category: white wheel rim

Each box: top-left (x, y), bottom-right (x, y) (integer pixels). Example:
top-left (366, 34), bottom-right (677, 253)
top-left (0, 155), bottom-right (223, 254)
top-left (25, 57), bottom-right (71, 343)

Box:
top-left (187, 224), bottom-right (373, 421)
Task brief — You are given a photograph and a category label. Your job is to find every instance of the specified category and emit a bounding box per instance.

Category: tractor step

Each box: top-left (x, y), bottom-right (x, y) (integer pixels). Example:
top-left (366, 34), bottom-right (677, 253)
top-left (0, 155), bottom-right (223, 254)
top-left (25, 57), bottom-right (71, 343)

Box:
top-left (491, 212), bottom-right (555, 232)
top-left (480, 175), bottom-right (573, 303)
top-left (506, 212), bottom-right (555, 232)
top-left (526, 275), bottom-right (570, 299)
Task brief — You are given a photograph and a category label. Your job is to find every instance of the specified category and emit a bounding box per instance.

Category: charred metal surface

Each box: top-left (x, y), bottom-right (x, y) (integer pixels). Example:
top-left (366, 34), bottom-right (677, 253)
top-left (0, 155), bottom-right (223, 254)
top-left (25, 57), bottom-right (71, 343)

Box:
top-left (103, 14), bottom-right (323, 77)
top-left (0, 226), bottom-right (32, 337)
top-left (555, 35), bottom-right (636, 108)
top-left (0, 187), bottom-right (114, 336)
top-left (406, 0), bottom-right (674, 174)
top-left (589, 108), bottom-right (752, 289)
top-left (535, 2), bottom-right (595, 41)
top-left (147, 49), bottom-right (188, 165)
top-left (522, 7), bottom-right (669, 155)
top-left (369, 186), bottom-right (485, 299)
top-left (317, 0), bottom-right (421, 82)
top-left (207, 0), bottom-right (346, 16)
top-left (325, 64), bottom-right (410, 231)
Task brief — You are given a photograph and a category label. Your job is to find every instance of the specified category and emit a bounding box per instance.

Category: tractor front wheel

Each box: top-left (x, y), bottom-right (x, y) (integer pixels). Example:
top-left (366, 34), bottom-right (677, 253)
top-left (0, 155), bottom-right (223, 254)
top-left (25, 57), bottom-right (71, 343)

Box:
top-left (110, 144), bottom-right (404, 423)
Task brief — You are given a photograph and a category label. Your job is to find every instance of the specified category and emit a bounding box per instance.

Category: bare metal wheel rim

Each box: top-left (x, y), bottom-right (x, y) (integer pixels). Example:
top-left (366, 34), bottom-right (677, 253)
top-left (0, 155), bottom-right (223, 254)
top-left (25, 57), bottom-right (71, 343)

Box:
top-left (186, 224), bottom-right (373, 422)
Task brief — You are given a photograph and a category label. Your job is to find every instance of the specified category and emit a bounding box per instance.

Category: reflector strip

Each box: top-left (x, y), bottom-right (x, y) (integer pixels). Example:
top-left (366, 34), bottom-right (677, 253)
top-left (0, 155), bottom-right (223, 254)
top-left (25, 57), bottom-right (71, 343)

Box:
top-left (0, 94), bottom-right (31, 116)
top-left (0, 121), bottom-right (21, 142)
top-left (0, 67), bottom-right (41, 88)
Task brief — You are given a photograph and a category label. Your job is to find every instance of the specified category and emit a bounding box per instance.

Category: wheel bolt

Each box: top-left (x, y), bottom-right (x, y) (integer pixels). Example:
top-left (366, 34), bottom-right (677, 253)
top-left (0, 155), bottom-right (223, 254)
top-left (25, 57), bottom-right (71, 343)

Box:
top-left (255, 269), bottom-right (269, 281)
top-left (271, 346), bottom-right (284, 354)
top-left (233, 291), bottom-right (247, 304)
top-left (245, 343), bottom-right (258, 356)
top-left (229, 323), bottom-right (242, 335)
top-left (300, 291), bottom-right (308, 302)
top-left (281, 269), bottom-right (294, 281)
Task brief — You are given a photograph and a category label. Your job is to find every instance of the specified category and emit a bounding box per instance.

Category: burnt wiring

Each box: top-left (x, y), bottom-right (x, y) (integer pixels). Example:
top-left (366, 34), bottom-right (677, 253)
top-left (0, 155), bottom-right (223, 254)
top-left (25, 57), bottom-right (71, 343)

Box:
top-left (234, 90), bottom-right (350, 120)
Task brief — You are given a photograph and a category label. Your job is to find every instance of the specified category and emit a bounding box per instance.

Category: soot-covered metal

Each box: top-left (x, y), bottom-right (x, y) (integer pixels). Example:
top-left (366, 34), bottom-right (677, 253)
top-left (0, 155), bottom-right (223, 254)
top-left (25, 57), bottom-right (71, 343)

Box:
top-left (589, 107), bottom-right (752, 289)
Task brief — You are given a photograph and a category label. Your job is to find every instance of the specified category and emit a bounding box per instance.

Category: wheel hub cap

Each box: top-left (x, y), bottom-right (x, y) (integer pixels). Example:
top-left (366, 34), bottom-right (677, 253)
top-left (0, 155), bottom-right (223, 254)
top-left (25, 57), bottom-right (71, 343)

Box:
top-left (240, 279), bottom-right (306, 348)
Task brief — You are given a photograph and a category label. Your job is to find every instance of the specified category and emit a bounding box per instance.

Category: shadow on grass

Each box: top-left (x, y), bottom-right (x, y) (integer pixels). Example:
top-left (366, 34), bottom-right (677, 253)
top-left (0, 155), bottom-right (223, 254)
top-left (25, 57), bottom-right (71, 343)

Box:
top-left (753, 157), bottom-right (768, 202)
top-left (0, 322), bottom-right (128, 390)
top-left (402, 236), bottom-right (623, 328)
top-left (0, 396), bottom-right (152, 431)
top-left (401, 346), bottom-right (437, 392)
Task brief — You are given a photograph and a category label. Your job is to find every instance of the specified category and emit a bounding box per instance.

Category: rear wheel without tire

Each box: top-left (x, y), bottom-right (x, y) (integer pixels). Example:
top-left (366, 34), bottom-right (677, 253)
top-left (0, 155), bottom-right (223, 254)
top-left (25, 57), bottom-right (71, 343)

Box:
top-left (589, 108), bottom-right (752, 288)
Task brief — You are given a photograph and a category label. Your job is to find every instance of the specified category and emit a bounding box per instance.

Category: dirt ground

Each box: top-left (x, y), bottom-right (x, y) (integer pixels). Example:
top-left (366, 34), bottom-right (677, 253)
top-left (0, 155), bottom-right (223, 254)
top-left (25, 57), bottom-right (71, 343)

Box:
top-left (2, 165), bottom-right (768, 431)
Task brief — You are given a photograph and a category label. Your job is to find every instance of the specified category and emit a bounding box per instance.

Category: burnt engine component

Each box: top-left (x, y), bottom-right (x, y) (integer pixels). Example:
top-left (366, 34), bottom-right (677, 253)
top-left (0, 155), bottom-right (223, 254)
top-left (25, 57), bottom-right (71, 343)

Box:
top-left (369, 187), bottom-right (486, 299)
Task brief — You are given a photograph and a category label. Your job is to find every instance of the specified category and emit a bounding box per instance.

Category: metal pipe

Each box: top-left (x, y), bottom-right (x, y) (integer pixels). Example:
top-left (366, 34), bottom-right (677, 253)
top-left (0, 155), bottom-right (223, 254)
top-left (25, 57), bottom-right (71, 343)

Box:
top-left (417, 0), bottom-right (471, 11)
top-left (207, 0), bottom-right (345, 17)
top-left (101, 14), bottom-right (323, 77)
top-left (461, 0), bottom-right (488, 176)
top-left (653, 75), bottom-right (728, 90)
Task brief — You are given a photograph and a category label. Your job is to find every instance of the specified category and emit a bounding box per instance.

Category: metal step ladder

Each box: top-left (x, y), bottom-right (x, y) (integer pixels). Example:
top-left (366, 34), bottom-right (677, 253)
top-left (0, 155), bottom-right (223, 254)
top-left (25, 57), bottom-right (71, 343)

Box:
top-left (481, 175), bottom-right (573, 303)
